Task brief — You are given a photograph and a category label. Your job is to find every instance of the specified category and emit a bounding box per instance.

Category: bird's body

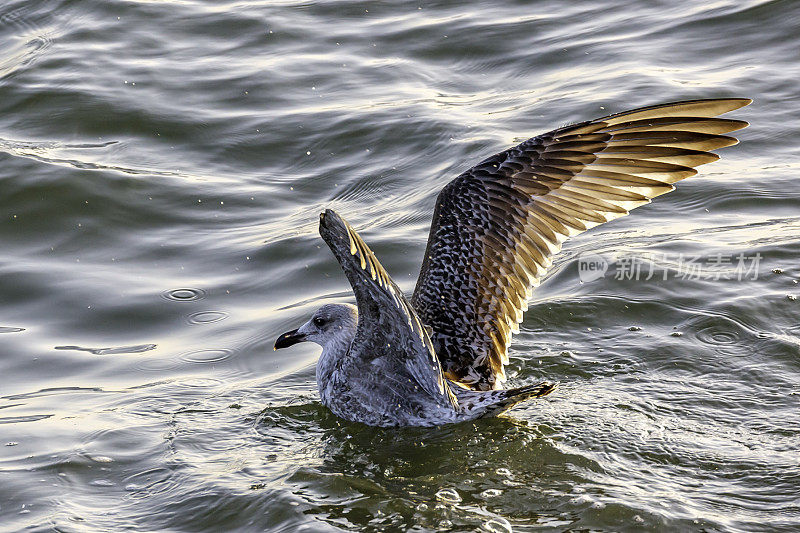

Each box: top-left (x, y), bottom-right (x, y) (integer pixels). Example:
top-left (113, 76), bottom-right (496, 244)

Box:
top-left (285, 292), bottom-right (556, 428)
top-left (274, 97), bottom-right (751, 427)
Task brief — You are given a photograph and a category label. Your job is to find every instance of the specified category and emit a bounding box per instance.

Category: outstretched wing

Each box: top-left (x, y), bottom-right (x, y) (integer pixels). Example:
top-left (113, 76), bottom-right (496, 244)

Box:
top-left (318, 209), bottom-right (457, 411)
top-left (411, 98), bottom-right (751, 390)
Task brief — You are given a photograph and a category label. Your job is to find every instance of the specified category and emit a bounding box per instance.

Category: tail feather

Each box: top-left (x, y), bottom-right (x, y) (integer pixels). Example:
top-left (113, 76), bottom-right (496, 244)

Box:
top-left (453, 380), bottom-right (558, 419)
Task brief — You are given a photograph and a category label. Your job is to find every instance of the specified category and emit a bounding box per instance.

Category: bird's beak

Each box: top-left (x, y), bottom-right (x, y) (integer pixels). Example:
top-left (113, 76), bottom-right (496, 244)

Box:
top-left (274, 328), bottom-right (306, 350)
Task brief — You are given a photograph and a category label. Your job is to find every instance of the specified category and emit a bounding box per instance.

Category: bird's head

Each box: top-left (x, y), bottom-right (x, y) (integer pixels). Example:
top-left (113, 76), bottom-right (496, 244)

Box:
top-left (274, 303), bottom-right (358, 351)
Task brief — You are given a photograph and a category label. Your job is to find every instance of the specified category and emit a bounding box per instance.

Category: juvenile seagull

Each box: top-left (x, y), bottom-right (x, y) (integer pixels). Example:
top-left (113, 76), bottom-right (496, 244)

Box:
top-left (275, 98), bottom-right (751, 427)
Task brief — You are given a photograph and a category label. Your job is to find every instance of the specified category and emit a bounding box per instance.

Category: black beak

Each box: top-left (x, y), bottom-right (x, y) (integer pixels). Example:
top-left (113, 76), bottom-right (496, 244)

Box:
top-left (274, 328), bottom-right (306, 350)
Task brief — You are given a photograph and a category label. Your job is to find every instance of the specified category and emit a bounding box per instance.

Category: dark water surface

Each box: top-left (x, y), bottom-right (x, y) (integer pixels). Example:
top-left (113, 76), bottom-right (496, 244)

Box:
top-left (1, 1), bottom-right (799, 531)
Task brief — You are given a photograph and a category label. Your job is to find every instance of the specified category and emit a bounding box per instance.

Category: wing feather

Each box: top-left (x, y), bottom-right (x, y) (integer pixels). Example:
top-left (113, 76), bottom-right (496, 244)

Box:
top-left (319, 209), bottom-right (457, 408)
top-left (411, 98), bottom-right (751, 390)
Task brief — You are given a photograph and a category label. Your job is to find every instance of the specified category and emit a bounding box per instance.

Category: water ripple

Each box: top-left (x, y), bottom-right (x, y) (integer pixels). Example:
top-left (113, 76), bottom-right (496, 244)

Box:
top-left (179, 349), bottom-right (234, 364)
top-left (0, 414), bottom-right (52, 424)
top-left (689, 315), bottom-right (754, 355)
top-left (187, 311), bottom-right (228, 325)
top-left (124, 467), bottom-right (181, 501)
top-left (162, 288), bottom-right (205, 302)
top-left (54, 344), bottom-right (157, 355)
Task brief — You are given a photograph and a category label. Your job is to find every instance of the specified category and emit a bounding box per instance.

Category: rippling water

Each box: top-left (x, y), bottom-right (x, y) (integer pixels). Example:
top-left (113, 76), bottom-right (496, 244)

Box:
top-left (1, 1), bottom-right (798, 531)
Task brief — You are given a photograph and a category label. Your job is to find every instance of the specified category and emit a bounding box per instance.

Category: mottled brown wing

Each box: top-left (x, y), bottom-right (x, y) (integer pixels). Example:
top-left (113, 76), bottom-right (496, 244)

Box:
top-left (411, 98), bottom-right (751, 390)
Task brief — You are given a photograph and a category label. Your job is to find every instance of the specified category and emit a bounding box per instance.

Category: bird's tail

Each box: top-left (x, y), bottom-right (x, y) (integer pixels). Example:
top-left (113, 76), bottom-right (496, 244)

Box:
top-left (454, 380), bottom-right (558, 419)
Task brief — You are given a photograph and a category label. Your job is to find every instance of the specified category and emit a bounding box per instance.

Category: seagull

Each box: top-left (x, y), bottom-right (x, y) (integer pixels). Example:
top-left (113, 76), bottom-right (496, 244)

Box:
top-left (274, 98), bottom-right (751, 427)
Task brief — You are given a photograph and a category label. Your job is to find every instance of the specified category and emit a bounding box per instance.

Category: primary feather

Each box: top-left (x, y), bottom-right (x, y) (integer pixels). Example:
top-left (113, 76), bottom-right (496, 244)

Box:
top-left (411, 98), bottom-right (751, 390)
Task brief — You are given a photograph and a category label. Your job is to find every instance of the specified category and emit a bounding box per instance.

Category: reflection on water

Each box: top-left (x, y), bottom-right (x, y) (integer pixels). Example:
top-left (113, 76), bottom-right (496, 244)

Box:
top-left (1, 0), bottom-right (799, 531)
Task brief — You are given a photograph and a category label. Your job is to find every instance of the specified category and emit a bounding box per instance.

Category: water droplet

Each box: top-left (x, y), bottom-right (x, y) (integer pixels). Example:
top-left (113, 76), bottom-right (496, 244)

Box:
top-left (628, 326), bottom-right (641, 331)
top-left (670, 331), bottom-right (683, 337)
top-left (482, 517), bottom-right (512, 533)
top-left (187, 311), bottom-right (229, 324)
top-left (435, 487), bottom-right (461, 504)
top-left (6, 442), bottom-right (18, 446)
top-left (479, 489), bottom-right (502, 498)
top-left (162, 288), bottom-right (205, 302)
top-left (0, 327), bottom-right (25, 333)
top-left (180, 349), bottom-right (233, 364)
top-left (495, 467), bottom-right (512, 477)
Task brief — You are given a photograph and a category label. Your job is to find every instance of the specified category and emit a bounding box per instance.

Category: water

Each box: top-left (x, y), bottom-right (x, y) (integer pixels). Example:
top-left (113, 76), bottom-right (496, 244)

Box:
top-left (1, 0), bottom-right (798, 531)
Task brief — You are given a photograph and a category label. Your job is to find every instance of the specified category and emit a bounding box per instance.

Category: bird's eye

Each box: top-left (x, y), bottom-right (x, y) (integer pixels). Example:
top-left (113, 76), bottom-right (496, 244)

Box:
top-left (313, 317), bottom-right (325, 327)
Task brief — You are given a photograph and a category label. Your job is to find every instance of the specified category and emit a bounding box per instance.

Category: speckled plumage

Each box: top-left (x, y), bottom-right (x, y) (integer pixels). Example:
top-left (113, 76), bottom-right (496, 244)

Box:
top-left (412, 98), bottom-right (752, 390)
top-left (276, 98), bottom-right (750, 427)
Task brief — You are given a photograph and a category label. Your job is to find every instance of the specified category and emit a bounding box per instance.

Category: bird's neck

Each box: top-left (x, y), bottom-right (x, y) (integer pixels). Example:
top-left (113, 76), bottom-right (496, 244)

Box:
top-left (316, 324), bottom-right (357, 402)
